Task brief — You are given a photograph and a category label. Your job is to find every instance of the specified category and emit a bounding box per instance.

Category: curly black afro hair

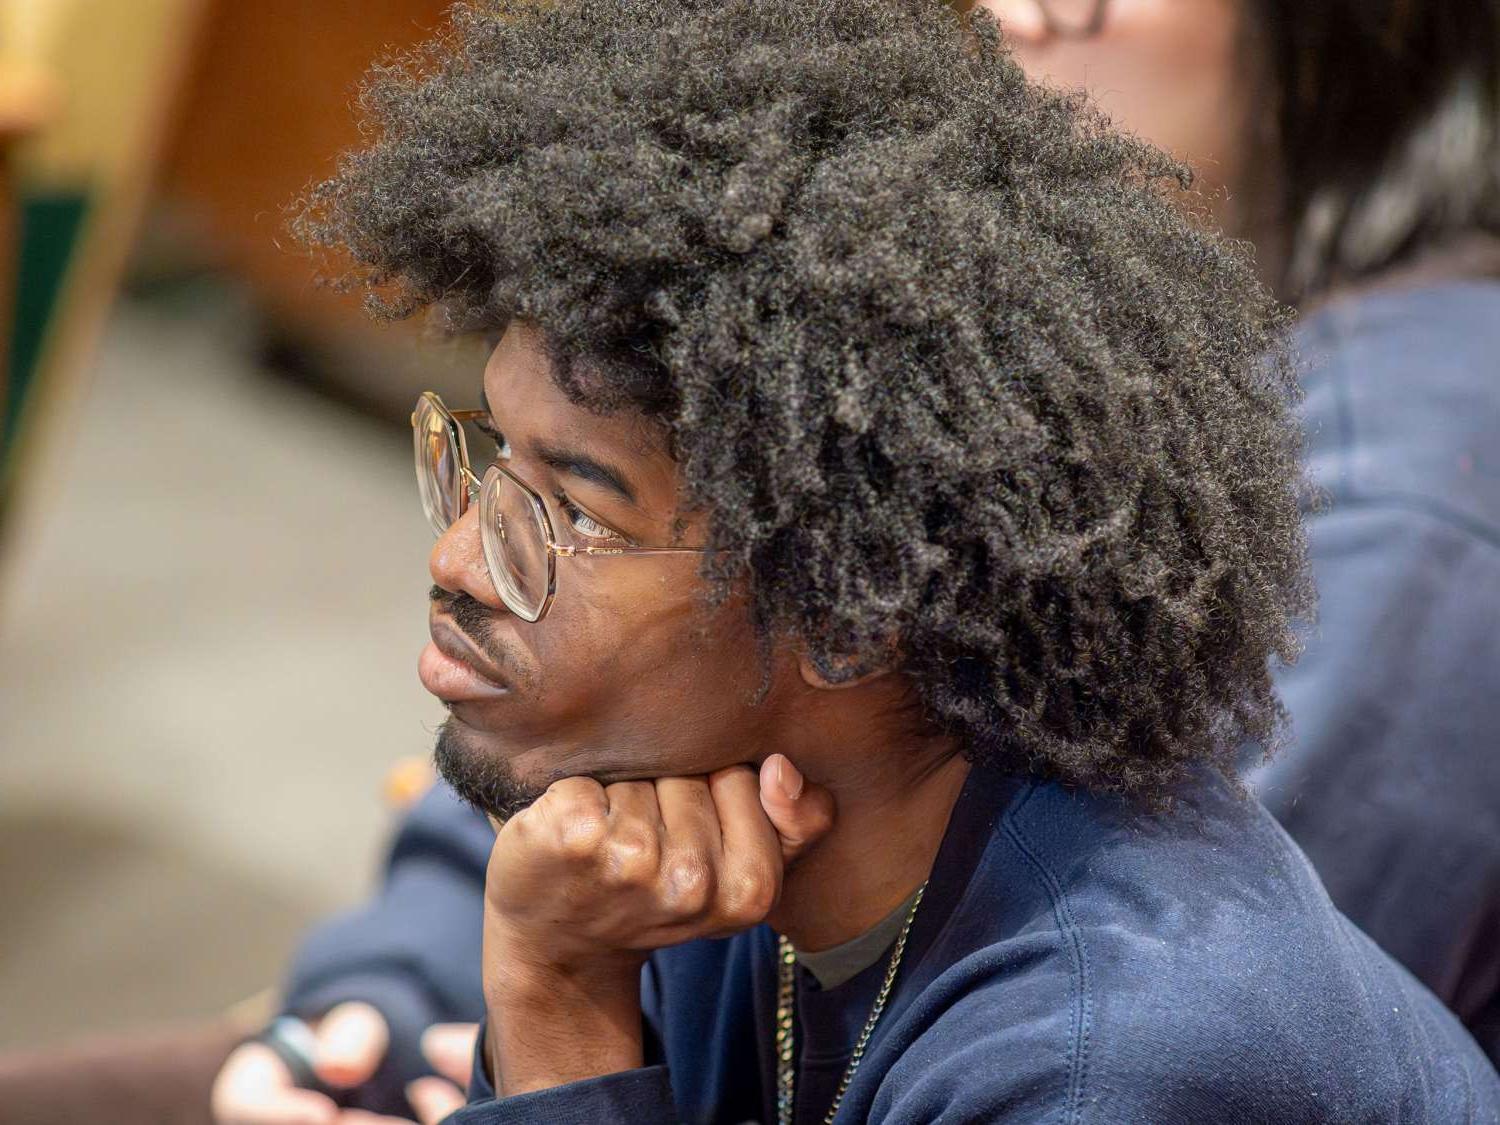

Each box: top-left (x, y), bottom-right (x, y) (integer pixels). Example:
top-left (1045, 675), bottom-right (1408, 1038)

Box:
top-left (297, 0), bottom-right (1311, 796)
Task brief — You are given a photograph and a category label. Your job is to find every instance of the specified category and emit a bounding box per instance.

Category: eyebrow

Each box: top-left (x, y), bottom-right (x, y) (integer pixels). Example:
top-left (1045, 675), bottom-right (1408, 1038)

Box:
top-left (480, 384), bottom-right (640, 505)
top-left (534, 441), bottom-right (639, 505)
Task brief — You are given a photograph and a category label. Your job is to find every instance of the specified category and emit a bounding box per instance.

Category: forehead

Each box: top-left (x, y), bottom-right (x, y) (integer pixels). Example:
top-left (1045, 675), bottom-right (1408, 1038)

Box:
top-left (482, 323), bottom-right (667, 461)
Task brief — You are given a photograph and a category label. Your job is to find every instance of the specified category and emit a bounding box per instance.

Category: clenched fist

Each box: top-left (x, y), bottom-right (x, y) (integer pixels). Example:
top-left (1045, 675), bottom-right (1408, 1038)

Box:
top-left (482, 755), bottom-right (834, 1095)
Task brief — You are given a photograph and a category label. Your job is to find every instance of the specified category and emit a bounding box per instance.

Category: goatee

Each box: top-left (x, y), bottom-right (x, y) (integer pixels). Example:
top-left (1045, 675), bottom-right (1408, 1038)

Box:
top-left (433, 719), bottom-right (545, 822)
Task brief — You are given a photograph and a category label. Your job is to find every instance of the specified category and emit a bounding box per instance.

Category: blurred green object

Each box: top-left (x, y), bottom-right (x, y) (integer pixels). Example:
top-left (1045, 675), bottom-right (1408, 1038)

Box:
top-left (5, 189), bottom-right (88, 455)
top-left (0, 0), bottom-right (209, 558)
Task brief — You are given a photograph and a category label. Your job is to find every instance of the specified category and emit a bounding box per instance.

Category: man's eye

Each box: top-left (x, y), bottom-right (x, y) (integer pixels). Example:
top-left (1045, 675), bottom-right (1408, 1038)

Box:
top-left (475, 420), bottom-right (510, 460)
top-left (557, 494), bottom-right (621, 541)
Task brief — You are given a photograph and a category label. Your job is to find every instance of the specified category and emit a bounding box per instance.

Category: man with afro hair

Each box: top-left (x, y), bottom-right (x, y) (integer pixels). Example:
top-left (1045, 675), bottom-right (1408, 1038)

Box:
top-left (216, 1), bottom-right (1500, 1121)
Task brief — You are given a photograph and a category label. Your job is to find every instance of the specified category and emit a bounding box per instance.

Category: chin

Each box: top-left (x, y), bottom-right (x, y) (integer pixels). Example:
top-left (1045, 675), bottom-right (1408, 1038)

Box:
top-left (433, 713), bottom-right (713, 819)
top-left (433, 719), bottom-right (548, 822)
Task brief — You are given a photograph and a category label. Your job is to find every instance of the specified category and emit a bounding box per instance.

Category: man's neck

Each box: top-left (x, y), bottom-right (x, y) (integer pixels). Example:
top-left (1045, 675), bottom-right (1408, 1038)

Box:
top-left (767, 751), bottom-right (971, 953)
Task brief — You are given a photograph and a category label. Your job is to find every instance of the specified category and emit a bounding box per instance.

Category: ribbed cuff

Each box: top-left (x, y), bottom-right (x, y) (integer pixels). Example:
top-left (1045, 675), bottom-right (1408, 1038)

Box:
top-left (454, 1063), bottom-right (678, 1124)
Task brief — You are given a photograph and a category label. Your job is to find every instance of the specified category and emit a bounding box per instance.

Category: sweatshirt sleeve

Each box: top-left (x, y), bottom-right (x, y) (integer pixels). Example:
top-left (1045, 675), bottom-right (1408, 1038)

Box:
top-left (452, 1025), bottom-right (678, 1125)
top-left (449, 957), bottom-right (680, 1124)
top-left (279, 780), bottom-right (494, 1114)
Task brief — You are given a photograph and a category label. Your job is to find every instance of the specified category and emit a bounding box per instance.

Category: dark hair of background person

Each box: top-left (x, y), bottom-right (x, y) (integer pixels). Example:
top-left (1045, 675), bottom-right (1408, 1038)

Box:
top-left (1239, 0), bottom-right (1500, 301)
top-left (293, 0), bottom-right (1312, 799)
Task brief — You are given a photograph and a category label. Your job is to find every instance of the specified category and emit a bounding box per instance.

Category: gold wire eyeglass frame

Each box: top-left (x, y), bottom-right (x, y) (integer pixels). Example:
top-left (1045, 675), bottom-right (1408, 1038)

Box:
top-left (411, 391), bottom-right (710, 622)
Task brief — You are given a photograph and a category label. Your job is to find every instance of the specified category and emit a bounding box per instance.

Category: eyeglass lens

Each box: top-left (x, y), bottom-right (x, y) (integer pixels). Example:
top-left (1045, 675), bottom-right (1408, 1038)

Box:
top-left (480, 466), bottom-right (552, 620)
top-left (414, 397), bottom-right (464, 536)
top-left (414, 396), bottom-right (551, 619)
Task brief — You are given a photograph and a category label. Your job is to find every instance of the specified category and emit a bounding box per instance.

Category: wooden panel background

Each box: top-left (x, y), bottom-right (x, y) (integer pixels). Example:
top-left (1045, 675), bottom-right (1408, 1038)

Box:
top-left (161, 0), bottom-right (455, 343)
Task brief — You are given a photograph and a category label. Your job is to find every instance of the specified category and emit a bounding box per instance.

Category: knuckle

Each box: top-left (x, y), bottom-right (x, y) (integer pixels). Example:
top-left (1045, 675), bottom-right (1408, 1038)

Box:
top-left (545, 777), bottom-right (607, 816)
top-left (551, 776), bottom-right (605, 800)
top-left (556, 813), bottom-right (608, 860)
top-left (604, 825), bottom-right (659, 884)
top-left (661, 853), bottom-right (715, 914)
top-left (722, 863), bottom-right (778, 924)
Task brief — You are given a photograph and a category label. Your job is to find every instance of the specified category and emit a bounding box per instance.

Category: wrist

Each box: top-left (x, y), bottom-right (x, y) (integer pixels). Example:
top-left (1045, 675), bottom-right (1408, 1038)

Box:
top-left (484, 924), bottom-right (645, 1095)
top-left (486, 916), bottom-right (644, 995)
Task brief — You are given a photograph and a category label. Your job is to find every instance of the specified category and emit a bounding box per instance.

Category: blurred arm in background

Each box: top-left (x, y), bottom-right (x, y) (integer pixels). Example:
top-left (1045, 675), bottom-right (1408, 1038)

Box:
top-left (217, 781), bottom-right (493, 1122)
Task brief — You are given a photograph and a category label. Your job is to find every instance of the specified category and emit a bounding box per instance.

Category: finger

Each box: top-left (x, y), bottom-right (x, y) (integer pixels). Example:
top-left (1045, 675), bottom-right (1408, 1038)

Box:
top-left (599, 780), bottom-right (664, 882)
top-left (421, 1022), bottom-right (481, 1087)
top-left (527, 775), bottom-right (608, 842)
top-left (313, 1002), bottom-right (389, 1088)
top-left (655, 776), bottom-right (723, 912)
top-left (540, 775), bottom-right (608, 814)
top-left (654, 776), bottom-right (722, 855)
top-left (602, 778), bottom-right (662, 825)
top-left (407, 1076), bottom-right (469, 1125)
top-left (211, 1043), bottom-right (338, 1125)
top-left (708, 766), bottom-right (783, 926)
top-left (759, 754), bottom-right (836, 866)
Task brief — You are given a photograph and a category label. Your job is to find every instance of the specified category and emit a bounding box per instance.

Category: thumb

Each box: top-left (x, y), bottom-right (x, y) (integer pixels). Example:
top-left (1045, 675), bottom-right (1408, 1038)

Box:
top-left (312, 1001), bottom-right (388, 1088)
top-left (421, 1022), bottom-right (481, 1087)
top-left (759, 754), bottom-right (835, 866)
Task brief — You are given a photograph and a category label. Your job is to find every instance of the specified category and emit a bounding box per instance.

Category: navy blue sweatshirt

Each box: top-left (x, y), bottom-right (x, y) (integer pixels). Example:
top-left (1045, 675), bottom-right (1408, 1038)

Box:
top-left (452, 765), bottom-right (1500, 1123)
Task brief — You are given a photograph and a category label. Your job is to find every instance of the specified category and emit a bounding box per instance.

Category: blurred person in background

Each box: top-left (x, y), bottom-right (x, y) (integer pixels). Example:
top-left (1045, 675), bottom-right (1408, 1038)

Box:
top-left (213, 0), bottom-right (1500, 1120)
top-left (972, 0), bottom-right (1500, 1059)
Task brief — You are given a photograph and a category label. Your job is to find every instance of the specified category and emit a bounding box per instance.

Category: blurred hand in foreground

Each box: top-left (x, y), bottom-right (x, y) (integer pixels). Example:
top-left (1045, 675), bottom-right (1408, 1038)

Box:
top-left (211, 1001), bottom-right (477, 1125)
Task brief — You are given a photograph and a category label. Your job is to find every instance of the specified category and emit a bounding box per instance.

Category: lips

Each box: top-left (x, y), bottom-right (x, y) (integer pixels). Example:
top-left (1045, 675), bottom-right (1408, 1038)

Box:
top-left (419, 618), bottom-right (511, 702)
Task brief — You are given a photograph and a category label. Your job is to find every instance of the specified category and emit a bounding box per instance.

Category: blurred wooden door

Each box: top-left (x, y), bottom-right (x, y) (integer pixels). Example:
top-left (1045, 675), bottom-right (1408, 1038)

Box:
top-left (161, 0), bottom-right (455, 351)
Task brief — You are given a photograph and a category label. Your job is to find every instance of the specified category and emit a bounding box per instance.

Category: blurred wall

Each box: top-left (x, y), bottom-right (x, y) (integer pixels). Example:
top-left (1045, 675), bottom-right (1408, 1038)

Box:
top-left (1, 0), bottom-right (474, 1054)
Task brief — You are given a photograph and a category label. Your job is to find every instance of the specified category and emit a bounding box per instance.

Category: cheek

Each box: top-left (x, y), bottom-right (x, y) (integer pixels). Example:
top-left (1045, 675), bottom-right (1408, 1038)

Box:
top-left (1122, 3), bottom-right (1242, 182)
top-left (521, 582), bottom-right (629, 704)
top-left (527, 562), bottom-right (752, 699)
top-left (1003, 0), bottom-right (1243, 185)
top-left (527, 566), bottom-right (767, 747)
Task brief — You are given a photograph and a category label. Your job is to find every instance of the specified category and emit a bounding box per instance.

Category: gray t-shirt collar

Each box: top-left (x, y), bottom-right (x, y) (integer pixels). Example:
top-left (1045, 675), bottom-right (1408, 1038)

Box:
top-left (793, 883), bottom-right (925, 990)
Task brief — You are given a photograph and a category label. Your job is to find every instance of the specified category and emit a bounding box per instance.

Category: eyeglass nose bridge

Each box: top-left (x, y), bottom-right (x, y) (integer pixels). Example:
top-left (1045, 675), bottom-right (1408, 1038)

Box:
top-left (1036, 0), bottom-right (1108, 38)
top-left (952, 0), bottom-right (1107, 39)
top-left (460, 465), bottom-right (484, 507)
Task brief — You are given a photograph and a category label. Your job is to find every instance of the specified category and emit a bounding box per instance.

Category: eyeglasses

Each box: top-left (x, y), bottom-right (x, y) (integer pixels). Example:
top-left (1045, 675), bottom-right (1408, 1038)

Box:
top-left (411, 391), bottom-right (709, 622)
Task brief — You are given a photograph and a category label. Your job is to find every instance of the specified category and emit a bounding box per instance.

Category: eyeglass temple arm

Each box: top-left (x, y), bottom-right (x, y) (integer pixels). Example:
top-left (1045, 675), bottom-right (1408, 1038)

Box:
top-left (554, 544), bottom-right (715, 558)
top-left (448, 409), bottom-right (490, 422)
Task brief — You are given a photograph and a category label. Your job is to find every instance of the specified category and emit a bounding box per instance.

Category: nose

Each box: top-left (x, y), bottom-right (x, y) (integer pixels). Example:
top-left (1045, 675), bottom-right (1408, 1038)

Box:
top-left (429, 500), bottom-right (505, 610)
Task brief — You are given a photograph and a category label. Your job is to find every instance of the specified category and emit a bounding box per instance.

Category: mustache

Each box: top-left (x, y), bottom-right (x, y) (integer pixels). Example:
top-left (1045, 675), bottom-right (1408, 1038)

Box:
top-left (429, 584), bottom-right (505, 652)
top-left (428, 585), bottom-right (538, 695)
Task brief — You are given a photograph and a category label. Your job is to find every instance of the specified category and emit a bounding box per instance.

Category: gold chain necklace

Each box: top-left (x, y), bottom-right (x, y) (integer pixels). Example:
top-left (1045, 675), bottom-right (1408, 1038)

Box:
top-left (775, 881), bottom-right (927, 1125)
